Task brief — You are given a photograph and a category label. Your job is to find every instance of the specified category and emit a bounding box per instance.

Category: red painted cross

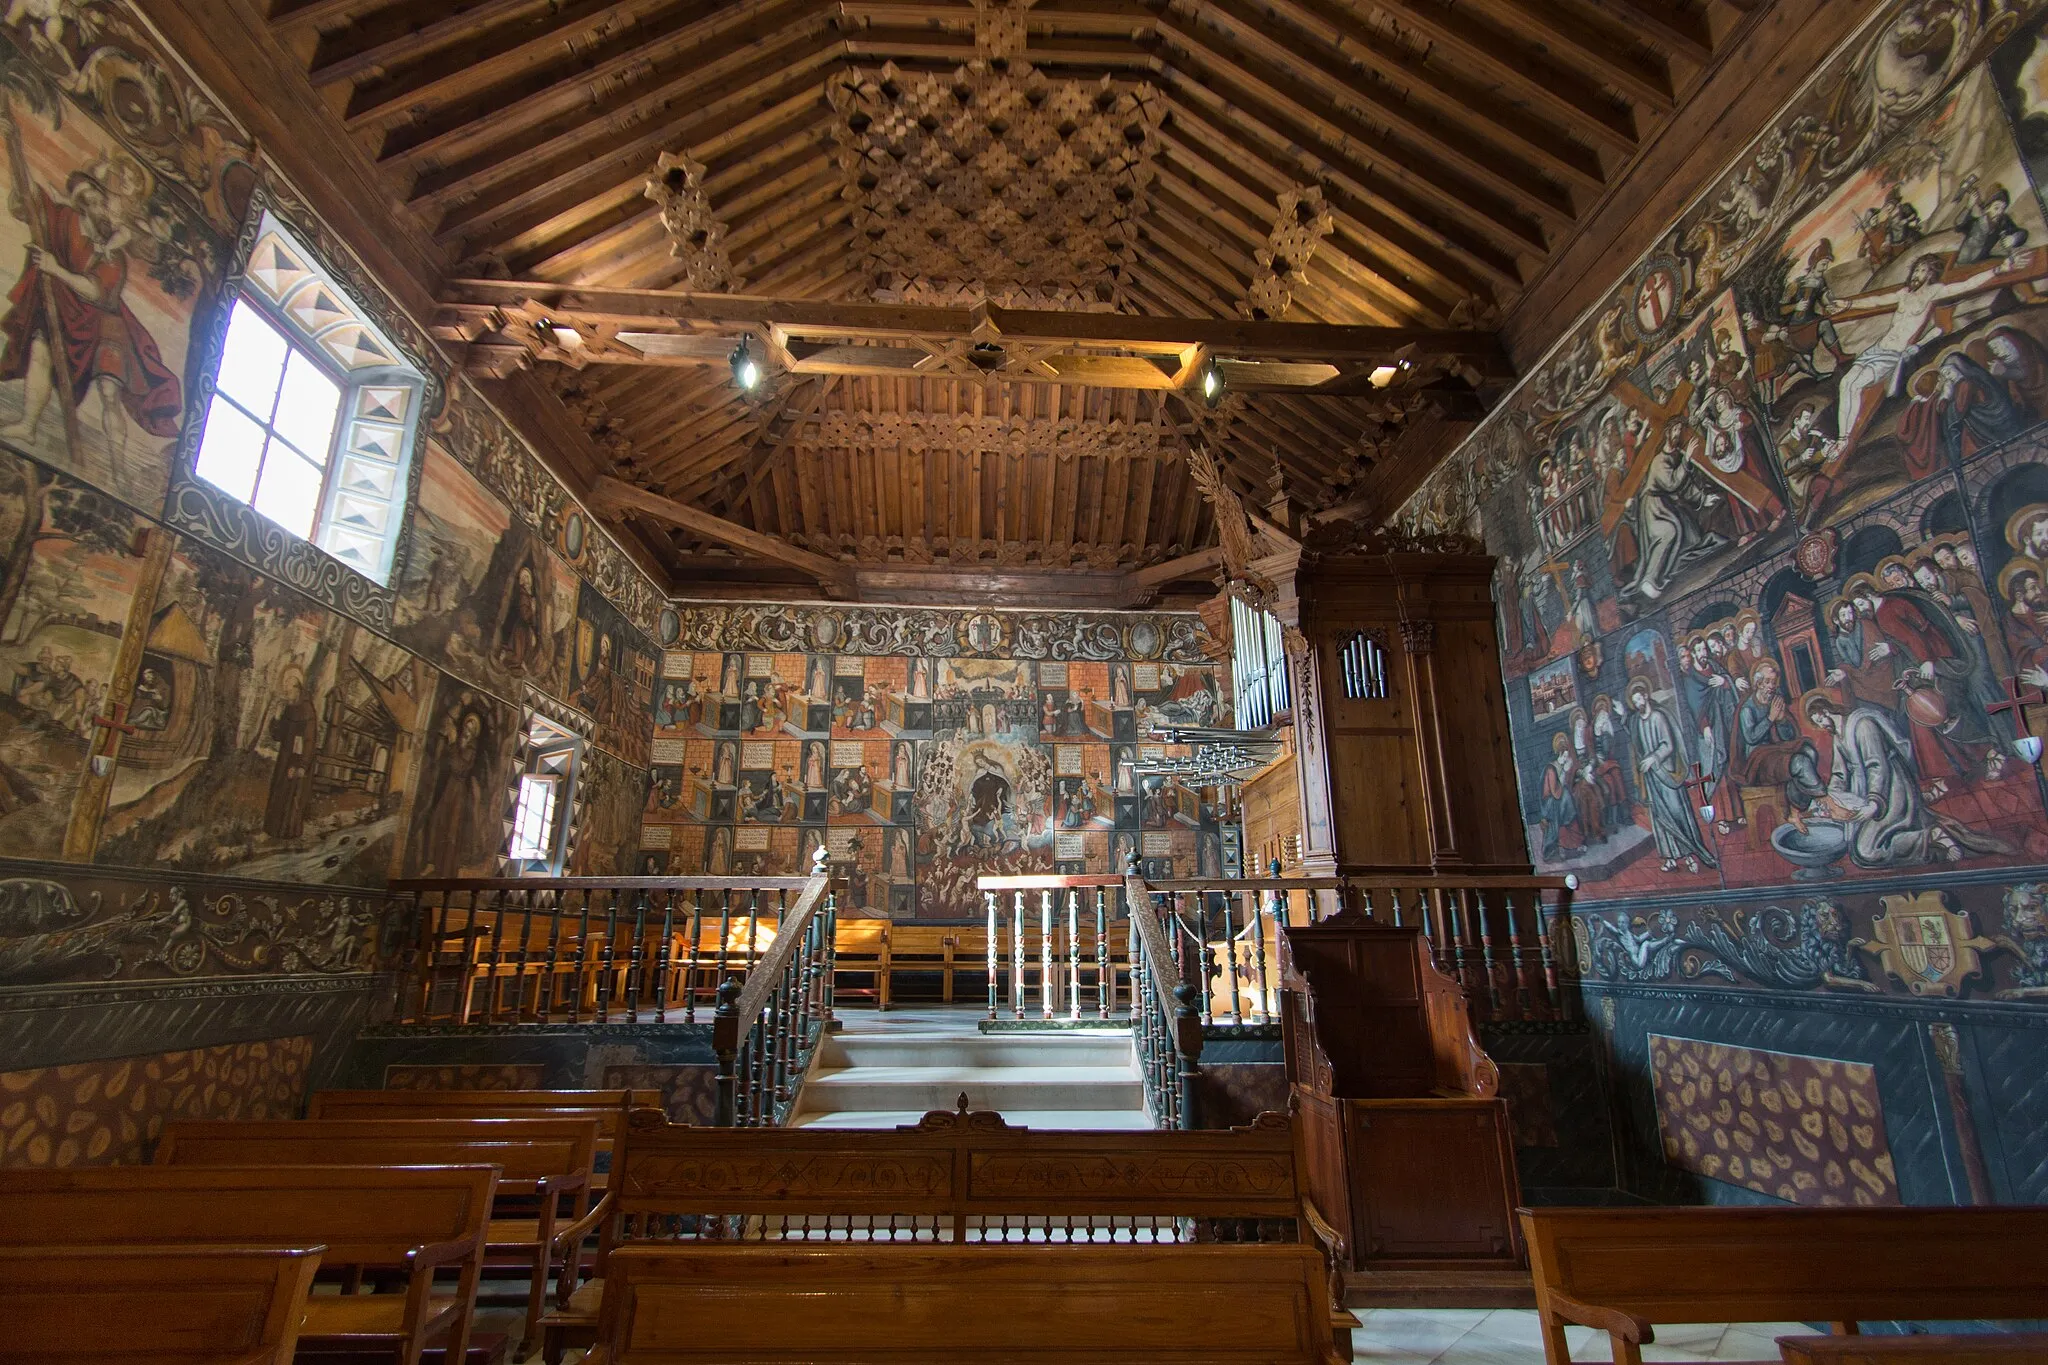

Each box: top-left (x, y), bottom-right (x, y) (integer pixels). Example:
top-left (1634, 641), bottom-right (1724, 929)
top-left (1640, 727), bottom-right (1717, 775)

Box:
top-left (1678, 762), bottom-right (1720, 824)
top-left (87, 701), bottom-right (137, 776)
top-left (1988, 676), bottom-right (2047, 724)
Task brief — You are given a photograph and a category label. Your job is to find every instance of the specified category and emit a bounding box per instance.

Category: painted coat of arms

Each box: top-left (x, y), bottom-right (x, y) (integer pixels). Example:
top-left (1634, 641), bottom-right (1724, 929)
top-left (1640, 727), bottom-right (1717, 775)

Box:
top-left (1858, 892), bottom-right (1996, 997)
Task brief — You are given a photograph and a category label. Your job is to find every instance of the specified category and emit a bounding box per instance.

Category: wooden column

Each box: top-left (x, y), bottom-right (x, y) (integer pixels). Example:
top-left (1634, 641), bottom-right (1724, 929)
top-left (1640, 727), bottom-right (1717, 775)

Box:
top-left (1263, 529), bottom-right (1529, 877)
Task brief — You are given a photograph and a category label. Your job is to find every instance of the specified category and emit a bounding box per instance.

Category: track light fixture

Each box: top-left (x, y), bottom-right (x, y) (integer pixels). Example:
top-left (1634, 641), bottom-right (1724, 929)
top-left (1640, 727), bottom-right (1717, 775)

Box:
top-left (729, 335), bottom-right (762, 392)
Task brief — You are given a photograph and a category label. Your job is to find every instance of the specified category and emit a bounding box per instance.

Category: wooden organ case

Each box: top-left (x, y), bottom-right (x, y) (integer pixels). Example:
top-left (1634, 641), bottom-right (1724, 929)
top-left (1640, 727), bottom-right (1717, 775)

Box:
top-left (1280, 910), bottom-right (1524, 1289)
top-left (1254, 530), bottom-right (1529, 877)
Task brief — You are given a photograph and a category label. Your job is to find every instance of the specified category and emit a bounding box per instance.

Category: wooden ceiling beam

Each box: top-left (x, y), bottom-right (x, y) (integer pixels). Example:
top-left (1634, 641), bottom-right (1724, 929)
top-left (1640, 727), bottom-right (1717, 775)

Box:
top-left (343, 0), bottom-right (679, 133)
top-left (1159, 6), bottom-right (1571, 236)
top-left (1223, 0), bottom-right (1607, 193)
top-left (590, 475), bottom-right (854, 594)
top-left (391, 0), bottom-right (829, 187)
top-left (308, 0), bottom-right (543, 89)
top-left (1569, 0), bottom-right (1714, 65)
top-left (838, 0), bottom-right (1160, 37)
top-left (1154, 134), bottom-right (1452, 324)
top-left (1475, 0), bottom-right (1676, 110)
top-left (1364, 0), bottom-right (1641, 152)
top-left (269, 0), bottom-right (395, 39)
top-left (438, 280), bottom-right (1513, 366)
top-left (1155, 76), bottom-right (1529, 287)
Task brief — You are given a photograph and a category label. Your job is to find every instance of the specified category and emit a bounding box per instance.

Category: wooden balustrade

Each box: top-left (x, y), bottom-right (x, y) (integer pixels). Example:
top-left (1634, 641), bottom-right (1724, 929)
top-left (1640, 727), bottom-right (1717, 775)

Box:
top-left (1123, 872), bottom-right (1205, 1130)
top-left (976, 875), bottom-right (1128, 1023)
top-left (390, 868), bottom-right (831, 1028)
top-left (1136, 864), bottom-right (1576, 1028)
top-left (711, 865), bottom-right (837, 1128)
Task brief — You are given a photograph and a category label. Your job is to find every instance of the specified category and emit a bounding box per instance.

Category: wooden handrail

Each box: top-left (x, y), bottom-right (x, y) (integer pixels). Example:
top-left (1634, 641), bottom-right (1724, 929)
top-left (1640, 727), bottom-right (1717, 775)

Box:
top-left (1145, 874), bottom-right (1573, 892)
top-left (976, 874), bottom-right (1129, 889)
top-left (1125, 872), bottom-right (1203, 1129)
top-left (713, 873), bottom-right (832, 1057)
top-left (391, 875), bottom-right (815, 892)
top-left (395, 871), bottom-right (834, 1030)
top-left (1122, 876), bottom-right (1189, 1007)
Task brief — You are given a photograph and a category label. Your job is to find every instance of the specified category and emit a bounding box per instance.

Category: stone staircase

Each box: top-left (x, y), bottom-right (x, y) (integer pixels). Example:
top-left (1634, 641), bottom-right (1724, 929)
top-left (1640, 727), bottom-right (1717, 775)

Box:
top-left (790, 1009), bottom-right (1150, 1130)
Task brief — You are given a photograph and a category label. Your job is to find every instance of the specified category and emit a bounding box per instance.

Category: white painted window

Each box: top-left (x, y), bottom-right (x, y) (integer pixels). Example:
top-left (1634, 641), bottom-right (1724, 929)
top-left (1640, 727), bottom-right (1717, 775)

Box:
top-left (508, 774), bottom-right (562, 861)
top-left (193, 214), bottom-right (424, 584)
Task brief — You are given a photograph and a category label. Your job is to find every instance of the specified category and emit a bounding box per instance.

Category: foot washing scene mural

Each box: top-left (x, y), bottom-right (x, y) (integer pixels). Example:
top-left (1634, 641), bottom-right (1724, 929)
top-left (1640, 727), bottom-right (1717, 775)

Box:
top-left (641, 604), bottom-right (1221, 919)
top-left (1403, 0), bottom-right (2048, 1205)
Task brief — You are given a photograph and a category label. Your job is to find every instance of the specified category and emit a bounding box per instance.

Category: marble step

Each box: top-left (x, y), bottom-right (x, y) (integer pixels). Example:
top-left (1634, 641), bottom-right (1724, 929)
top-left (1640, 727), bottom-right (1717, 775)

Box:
top-left (816, 1031), bottom-right (1135, 1070)
top-left (796, 1064), bottom-right (1145, 1115)
top-left (792, 1108), bottom-right (1156, 1131)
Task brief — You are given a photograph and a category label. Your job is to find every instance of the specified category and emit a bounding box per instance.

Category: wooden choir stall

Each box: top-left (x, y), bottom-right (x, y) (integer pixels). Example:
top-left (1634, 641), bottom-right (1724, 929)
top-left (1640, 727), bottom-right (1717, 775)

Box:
top-left (1280, 903), bottom-right (1526, 1303)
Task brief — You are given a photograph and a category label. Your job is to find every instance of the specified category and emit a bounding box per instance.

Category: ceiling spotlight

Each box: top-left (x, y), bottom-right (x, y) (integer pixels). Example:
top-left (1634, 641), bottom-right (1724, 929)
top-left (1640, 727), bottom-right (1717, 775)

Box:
top-left (1200, 361), bottom-right (1224, 407)
top-left (729, 336), bottom-right (762, 392)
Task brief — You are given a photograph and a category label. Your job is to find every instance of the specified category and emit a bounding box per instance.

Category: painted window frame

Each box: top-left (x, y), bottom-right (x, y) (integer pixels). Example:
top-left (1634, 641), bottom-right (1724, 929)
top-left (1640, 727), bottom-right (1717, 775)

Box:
top-left (186, 210), bottom-right (426, 588)
top-left (505, 713), bottom-right (584, 875)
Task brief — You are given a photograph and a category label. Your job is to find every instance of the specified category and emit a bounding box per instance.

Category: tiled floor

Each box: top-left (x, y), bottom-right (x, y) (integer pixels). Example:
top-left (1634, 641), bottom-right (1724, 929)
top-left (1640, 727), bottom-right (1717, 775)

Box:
top-left (1349, 1309), bottom-right (1817, 1364)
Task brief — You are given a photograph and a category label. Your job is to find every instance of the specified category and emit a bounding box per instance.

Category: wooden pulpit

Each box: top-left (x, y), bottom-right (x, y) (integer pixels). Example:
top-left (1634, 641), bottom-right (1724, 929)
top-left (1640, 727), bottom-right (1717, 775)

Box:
top-left (1281, 907), bottom-right (1524, 1286)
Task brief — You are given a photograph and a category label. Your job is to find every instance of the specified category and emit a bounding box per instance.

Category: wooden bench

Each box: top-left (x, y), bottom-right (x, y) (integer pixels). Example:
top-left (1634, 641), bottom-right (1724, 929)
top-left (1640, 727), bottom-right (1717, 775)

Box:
top-left (583, 1242), bottom-right (1342, 1364)
top-left (1778, 1335), bottom-right (2048, 1364)
top-left (834, 921), bottom-right (1129, 1008)
top-left (0, 1244), bottom-right (322, 1365)
top-left (156, 1117), bottom-right (602, 1355)
top-left (541, 1105), bottom-right (1351, 1364)
top-left (1521, 1206), bottom-right (2048, 1365)
top-left (0, 1165), bottom-right (496, 1365)
top-left (306, 1088), bottom-right (662, 1189)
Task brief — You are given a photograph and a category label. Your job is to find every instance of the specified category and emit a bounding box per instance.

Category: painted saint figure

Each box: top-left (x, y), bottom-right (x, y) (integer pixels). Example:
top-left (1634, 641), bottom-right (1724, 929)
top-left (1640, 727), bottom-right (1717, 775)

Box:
top-left (0, 164), bottom-right (182, 459)
top-left (263, 678), bottom-right (317, 841)
top-left (1625, 678), bottom-right (1714, 873)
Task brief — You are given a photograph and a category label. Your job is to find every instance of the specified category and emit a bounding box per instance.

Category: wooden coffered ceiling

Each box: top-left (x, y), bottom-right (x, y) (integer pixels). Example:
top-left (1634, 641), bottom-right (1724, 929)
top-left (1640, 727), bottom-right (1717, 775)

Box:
top-left (238, 0), bottom-right (1793, 601)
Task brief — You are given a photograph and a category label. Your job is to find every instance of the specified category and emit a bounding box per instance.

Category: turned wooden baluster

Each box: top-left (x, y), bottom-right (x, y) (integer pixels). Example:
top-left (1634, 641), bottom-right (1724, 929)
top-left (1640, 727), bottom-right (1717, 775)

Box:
top-left (654, 890), bottom-right (674, 1022)
top-left (1475, 888), bottom-right (1505, 1021)
top-left (1219, 892), bottom-right (1241, 1026)
top-left (713, 888), bottom-right (734, 1001)
top-left (507, 891), bottom-right (535, 1021)
top-left (1011, 891), bottom-right (1026, 1021)
top-left (985, 890), bottom-right (1000, 1020)
top-left (1040, 889), bottom-right (1055, 1020)
top-left (1073, 892), bottom-right (1089, 1019)
top-left (1094, 888), bottom-right (1111, 1019)
top-left (1538, 887), bottom-right (1567, 1020)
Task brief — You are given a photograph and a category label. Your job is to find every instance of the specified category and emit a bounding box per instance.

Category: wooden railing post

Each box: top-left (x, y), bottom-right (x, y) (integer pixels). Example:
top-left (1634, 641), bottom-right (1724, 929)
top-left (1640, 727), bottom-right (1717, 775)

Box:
top-left (712, 976), bottom-right (741, 1128)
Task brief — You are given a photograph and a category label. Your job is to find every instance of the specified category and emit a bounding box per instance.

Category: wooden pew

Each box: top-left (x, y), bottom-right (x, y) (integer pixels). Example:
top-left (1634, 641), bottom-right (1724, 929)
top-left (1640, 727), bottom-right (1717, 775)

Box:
top-left (0, 1244), bottom-right (322, 1365)
top-left (306, 1088), bottom-right (663, 1188)
top-left (0, 1165), bottom-right (496, 1365)
top-left (583, 1243), bottom-right (1342, 1364)
top-left (540, 1106), bottom-right (1351, 1365)
top-left (833, 920), bottom-right (1130, 1009)
top-left (156, 1117), bottom-right (602, 1355)
top-left (1521, 1206), bottom-right (2048, 1365)
top-left (1778, 1336), bottom-right (2048, 1364)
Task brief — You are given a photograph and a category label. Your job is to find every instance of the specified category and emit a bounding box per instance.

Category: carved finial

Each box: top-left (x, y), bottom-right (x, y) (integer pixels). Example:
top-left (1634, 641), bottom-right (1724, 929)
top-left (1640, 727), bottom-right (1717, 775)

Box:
top-left (1124, 849), bottom-right (1142, 875)
top-left (956, 1092), bottom-right (972, 1114)
top-left (714, 976), bottom-right (742, 1016)
top-left (811, 846), bottom-right (830, 874)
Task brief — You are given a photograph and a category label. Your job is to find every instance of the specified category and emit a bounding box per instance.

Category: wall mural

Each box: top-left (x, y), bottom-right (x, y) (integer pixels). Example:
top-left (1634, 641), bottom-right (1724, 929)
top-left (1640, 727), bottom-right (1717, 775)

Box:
top-left (0, 0), bottom-right (656, 900)
top-left (1401, 0), bottom-right (2048, 1205)
top-left (642, 604), bottom-right (1220, 919)
top-left (0, 0), bottom-right (661, 1162)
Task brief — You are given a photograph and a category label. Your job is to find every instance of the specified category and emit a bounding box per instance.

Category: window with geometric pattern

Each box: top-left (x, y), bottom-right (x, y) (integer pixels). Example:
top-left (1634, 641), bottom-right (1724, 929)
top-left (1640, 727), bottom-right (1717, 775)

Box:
top-left (192, 213), bottom-right (424, 585)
